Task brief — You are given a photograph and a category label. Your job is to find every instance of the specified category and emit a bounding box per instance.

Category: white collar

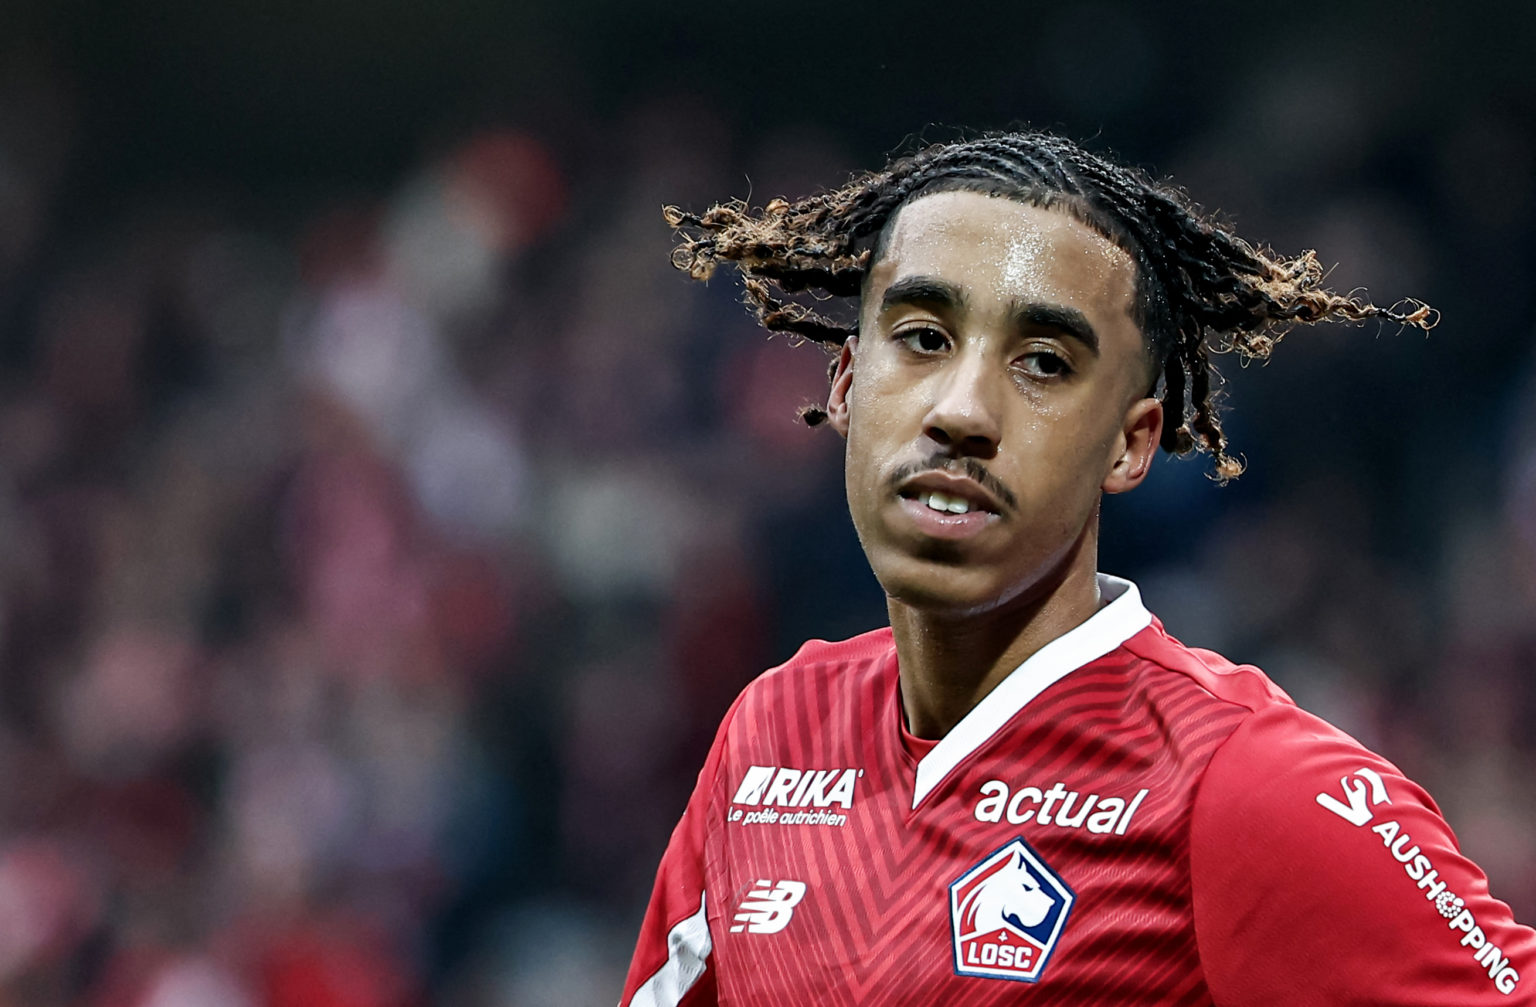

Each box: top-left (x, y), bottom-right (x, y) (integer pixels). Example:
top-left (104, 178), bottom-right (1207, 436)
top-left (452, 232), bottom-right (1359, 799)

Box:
top-left (910, 574), bottom-right (1152, 810)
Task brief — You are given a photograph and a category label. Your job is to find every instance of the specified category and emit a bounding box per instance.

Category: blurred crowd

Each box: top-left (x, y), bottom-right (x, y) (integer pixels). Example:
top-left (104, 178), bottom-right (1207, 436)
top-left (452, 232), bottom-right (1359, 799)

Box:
top-left (0, 18), bottom-right (1535, 1007)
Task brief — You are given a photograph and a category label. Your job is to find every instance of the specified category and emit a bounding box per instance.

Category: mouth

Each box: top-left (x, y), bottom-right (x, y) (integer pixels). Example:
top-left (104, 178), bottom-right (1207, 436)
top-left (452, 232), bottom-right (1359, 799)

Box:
top-left (895, 471), bottom-right (1006, 517)
top-left (903, 488), bottom-right (985, 516)
top-left (892, 471), bottom-right (1005, 542)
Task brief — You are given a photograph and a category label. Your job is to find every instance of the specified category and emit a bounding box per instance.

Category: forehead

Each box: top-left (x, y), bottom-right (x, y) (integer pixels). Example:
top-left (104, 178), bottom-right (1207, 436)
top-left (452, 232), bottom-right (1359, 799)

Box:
top-left (869, 190), bottom-right (1139, 325)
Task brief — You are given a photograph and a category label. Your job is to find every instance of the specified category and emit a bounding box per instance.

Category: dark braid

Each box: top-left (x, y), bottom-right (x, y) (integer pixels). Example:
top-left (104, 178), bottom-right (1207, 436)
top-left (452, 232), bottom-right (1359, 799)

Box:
top-left (663, 131), bottom-right (1435, 481)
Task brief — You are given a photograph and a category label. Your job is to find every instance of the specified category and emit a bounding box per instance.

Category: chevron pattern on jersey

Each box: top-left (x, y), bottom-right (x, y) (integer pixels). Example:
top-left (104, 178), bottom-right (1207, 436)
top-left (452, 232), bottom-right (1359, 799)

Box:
top-left (705, 627), bottom-right (1252, 1005)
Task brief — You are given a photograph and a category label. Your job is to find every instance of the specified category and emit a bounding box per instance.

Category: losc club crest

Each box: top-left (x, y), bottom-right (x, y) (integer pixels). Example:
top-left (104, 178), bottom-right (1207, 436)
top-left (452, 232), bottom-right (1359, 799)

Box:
top-left (949, 837), bottom-right (1075, 982)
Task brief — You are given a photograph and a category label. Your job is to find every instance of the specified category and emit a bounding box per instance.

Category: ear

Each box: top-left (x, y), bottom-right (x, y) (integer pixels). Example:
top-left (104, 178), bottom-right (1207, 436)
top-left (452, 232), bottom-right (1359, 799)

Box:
top-left (1102, 396), bottom-right (1162, 495)
top-left (826, 336), bottom-right (858, 438)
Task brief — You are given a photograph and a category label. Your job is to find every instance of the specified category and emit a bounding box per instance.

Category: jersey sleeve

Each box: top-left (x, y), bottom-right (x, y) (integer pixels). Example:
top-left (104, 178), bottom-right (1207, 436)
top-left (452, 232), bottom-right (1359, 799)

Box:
top-left (1191, 703), bottom-right (1536, 1006)
top-left (619, 695), bottom-right (741, 1007)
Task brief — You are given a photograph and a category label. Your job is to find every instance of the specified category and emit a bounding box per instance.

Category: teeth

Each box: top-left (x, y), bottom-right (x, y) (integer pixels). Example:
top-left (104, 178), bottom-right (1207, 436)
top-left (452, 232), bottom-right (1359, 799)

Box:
top-left (921, 492), bottom-right (972, 515)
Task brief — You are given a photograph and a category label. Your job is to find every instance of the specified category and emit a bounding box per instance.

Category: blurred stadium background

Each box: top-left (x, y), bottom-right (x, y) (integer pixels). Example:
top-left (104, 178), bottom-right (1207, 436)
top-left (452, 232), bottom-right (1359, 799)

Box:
top-left (0, 1), bottom-right (1533, 1003)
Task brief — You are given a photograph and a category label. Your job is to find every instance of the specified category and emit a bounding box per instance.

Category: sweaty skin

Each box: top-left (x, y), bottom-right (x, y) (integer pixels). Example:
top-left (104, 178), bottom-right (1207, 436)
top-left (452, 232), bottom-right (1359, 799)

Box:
top-left (825, 191), bottom-right (1163, 739)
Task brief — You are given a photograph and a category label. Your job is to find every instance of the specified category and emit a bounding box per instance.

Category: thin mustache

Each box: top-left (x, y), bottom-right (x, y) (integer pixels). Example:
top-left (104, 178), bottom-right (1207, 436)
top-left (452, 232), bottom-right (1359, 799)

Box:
top-left (888, 454), bottom-right (1019, 513)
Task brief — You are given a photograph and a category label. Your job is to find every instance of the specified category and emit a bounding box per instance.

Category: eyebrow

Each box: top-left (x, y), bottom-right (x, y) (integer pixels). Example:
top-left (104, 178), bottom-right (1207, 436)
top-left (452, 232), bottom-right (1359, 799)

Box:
top-left (1013, 302), bottom-right (1100, 357)
top-left (879, 275), bottom-right (967, 314)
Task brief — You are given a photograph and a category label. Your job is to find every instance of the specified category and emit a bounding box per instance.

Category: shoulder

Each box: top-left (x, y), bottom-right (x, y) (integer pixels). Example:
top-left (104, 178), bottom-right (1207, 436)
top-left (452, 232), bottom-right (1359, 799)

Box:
top-left (1085, 619), bottom-right (1306, 774)
top-left (1184, 677), bottom-right (1536, 1003)
top-left (734, 626), bottom-right (896, 707)
top-left (708, 627), bottom-right (896, 758)
top-left (1141, 620), bottom-right (1426, 881)
top-left (1119, 618), bottom-right (1411, 833)
top-left (1189, 696), bottom-right (1421, 866)
top-left (1122, 619), bottom-right (1297, 715)
top-left (770, 626), bottom-right (897, 674)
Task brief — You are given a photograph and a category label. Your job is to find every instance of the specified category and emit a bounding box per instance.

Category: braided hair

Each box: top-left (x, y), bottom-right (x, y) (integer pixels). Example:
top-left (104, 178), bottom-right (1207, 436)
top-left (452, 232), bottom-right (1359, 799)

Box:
top-left (663, 130), bottom-right (1434, 481)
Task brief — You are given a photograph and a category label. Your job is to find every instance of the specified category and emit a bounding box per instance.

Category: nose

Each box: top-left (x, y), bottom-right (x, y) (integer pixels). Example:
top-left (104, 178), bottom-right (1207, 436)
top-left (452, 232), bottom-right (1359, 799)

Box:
top-left (922, 350), bottom-right (1002, 457)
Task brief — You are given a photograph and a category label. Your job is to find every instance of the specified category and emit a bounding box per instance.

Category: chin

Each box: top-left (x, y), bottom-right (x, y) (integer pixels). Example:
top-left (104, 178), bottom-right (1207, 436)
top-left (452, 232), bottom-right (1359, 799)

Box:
top-left (873, 557), bottom-right (1019, 618)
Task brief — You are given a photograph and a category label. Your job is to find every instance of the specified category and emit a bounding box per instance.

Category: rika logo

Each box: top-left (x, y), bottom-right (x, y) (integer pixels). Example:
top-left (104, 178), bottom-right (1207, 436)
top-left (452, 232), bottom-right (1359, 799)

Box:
top-left (730, 766), bottom-right (859, 809)
top-left (950, 838), bottom-right (1075, 983)
top-left (730, 879), bottom-right (807, 934)
top-left (1316, 767), bottom-right (1391, 826)
top-left (728, 766), bottom-right (861, 827)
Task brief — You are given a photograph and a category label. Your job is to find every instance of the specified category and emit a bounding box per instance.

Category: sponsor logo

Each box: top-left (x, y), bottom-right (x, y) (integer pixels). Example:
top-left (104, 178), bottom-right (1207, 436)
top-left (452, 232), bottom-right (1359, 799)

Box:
top-left (730, 879), bottom-right (807, 934)
top-left (1317, 773), bottom-right (1520, 995)
top-left (949, 838), bottom-right (1074, 983)
top-left (1315, 767), bottom-right (1390, 826)
top-left (972, 780), bottom-right (1148, 836)
top-left (728, 766), bottom-right (861, 827)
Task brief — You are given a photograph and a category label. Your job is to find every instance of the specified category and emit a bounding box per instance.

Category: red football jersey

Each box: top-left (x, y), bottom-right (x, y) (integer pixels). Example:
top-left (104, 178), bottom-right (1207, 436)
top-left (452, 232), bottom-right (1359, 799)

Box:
top-left (621, 576), bottom-right (1536, 1005)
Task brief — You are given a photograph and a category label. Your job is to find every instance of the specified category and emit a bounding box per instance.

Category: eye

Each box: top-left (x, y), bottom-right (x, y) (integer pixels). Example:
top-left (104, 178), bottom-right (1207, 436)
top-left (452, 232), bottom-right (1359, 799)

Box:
top-left (1018, 349), bottom-right (1073, 379)
top-left (898, 326), bottom-right (949, 354)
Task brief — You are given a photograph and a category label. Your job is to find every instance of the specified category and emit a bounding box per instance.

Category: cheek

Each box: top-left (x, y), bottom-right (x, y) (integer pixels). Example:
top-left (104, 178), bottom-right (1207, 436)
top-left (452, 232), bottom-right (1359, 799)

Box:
top-left (841, 394), bottom-right (887, 506)
top-left (1002, 398), bottom-right (1121, 499)
top-left (846, 356), bottom-right (919, 442)
top-left (1006, 394), bottom-right (1090, 458)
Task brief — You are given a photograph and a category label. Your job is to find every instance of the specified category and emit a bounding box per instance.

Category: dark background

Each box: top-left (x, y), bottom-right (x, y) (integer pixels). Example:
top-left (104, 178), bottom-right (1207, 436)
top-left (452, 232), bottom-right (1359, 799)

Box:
top-left (0, 2), bottom-right (1532, 1003)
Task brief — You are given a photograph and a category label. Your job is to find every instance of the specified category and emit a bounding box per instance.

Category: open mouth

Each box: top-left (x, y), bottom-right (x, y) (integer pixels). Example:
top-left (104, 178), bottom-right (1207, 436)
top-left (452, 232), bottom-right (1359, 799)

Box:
top-left (894, 489), bottom-right (995, 541)
top-left (904, 489), bottom-right (982, 515)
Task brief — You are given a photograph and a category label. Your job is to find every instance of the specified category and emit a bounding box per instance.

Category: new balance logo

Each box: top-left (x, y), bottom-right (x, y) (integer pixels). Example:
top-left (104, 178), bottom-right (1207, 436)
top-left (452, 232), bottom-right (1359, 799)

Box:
top-left (730, 880), bottom-right (807, 934)
top-left (730, 766), bottom-right (860, 809)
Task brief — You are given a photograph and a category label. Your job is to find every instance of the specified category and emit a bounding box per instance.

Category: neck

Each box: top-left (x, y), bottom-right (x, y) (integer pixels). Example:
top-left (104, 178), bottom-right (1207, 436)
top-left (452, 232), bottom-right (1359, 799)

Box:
top-left (889, 530), bottom-right (1102, 741)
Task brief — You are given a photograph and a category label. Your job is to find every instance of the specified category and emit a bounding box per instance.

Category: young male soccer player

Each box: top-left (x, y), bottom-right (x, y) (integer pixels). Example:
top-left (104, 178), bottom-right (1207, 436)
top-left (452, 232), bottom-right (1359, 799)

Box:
top-left (620, 131), bottom-right (1536, 1005)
